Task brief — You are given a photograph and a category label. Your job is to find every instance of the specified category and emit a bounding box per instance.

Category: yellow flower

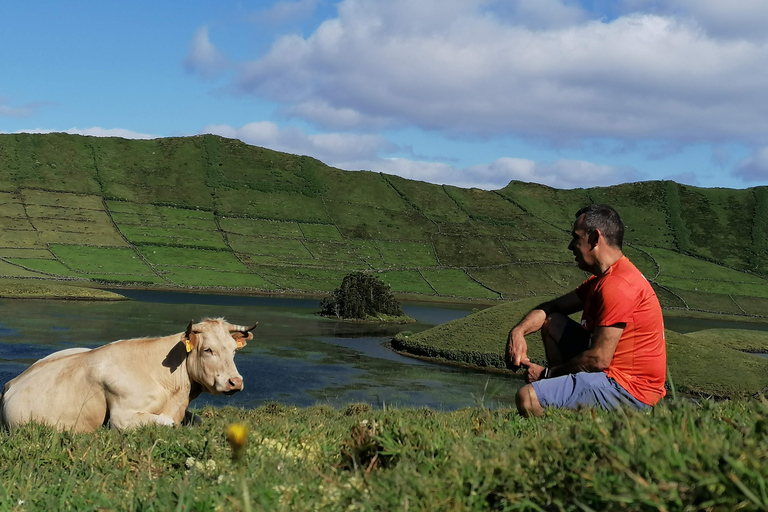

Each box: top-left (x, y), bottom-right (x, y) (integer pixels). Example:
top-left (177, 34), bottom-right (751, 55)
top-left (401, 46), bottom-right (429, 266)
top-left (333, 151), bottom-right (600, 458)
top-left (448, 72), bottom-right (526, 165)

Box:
top-left (227, 423), bottom-right (249, 459)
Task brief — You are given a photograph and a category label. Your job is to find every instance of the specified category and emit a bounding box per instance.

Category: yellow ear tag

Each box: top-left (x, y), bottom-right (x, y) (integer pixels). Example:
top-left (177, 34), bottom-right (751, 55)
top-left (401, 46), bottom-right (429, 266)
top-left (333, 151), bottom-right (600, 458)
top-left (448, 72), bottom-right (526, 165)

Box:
top-left (185, 339), bottom-right (193, 353)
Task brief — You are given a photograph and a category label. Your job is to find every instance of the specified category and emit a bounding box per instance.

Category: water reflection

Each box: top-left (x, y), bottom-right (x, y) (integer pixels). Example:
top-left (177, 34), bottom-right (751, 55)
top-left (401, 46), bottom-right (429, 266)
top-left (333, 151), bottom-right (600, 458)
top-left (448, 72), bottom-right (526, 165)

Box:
top-left (0, 292), bottom-right (517, 411)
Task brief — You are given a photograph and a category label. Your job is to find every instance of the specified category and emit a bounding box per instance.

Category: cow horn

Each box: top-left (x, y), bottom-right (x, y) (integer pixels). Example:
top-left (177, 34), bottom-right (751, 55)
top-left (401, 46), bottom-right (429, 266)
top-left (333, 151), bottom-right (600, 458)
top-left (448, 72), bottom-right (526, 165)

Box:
top-left (185, 320), bottom-right (194, 338)
top-left (228, 323), bottom-right (258, 333)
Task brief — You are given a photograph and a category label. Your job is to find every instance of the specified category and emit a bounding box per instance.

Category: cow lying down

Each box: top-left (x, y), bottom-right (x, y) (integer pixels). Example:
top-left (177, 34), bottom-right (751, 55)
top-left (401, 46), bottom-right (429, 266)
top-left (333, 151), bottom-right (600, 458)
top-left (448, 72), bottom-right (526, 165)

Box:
top-left (0, 318), bottom-right (256, 432)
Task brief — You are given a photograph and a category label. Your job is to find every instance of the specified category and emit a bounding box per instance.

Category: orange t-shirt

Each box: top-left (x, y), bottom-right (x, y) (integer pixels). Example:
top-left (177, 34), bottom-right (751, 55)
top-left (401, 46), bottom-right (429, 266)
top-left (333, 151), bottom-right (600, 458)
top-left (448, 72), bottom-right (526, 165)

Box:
top-left (575, 256), bottom-right (667, 406)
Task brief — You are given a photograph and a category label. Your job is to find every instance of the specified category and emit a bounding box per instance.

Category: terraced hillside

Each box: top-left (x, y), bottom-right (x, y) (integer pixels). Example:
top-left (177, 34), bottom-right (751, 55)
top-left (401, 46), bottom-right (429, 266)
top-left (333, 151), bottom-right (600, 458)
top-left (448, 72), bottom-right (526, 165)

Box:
top-left (0, 133), bottom-right (766, 317)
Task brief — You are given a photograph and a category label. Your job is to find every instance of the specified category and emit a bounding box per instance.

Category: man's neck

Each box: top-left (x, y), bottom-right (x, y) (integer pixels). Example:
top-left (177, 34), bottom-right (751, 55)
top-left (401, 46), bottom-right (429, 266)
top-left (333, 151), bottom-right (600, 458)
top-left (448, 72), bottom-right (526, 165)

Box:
top-left (593, 249), bottom-right (624, 277)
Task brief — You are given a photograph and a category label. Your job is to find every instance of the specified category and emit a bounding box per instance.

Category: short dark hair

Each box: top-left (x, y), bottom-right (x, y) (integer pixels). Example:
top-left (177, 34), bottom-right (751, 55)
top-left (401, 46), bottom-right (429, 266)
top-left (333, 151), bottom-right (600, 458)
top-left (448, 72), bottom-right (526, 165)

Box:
top-left (575, 204), bottom-right (624, 248)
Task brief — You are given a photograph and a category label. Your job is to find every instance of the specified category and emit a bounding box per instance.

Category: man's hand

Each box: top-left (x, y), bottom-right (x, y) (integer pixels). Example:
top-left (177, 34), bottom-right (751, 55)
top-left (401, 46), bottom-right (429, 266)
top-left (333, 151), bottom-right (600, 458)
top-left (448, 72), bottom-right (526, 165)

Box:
top-left (523, 361), bottom-right (546, 383)
top-left (505, 329), bottom-right (528, 370)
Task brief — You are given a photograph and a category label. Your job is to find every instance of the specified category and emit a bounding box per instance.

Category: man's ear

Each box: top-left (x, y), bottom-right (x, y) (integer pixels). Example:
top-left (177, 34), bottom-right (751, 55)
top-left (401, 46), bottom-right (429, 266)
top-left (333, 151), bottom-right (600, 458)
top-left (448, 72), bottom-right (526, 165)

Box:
top-left (588, 229), bottom-right (601, 249)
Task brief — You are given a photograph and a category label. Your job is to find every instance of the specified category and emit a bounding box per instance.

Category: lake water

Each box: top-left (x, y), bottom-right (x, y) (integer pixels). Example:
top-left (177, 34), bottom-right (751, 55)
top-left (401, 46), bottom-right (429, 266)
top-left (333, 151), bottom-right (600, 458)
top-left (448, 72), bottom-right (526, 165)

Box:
top-left (2, 291), bottom-right (765, 413)
top-left (0, 291), bottom-right (519, 411)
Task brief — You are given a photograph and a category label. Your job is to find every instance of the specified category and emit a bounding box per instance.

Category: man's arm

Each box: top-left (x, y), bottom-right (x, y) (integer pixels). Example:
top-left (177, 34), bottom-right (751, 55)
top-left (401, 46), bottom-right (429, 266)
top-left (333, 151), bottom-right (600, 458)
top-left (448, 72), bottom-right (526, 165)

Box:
top-left (506, 291), bottom-right (584, 369)
top-left (526, 323), bottom-right (625, 381)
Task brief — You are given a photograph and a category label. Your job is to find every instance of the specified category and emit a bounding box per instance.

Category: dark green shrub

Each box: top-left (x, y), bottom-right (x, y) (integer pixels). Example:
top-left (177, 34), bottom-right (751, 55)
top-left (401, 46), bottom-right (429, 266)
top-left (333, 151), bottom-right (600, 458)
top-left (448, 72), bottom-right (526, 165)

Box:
top-left (320, 272), bottom-right (404, 319)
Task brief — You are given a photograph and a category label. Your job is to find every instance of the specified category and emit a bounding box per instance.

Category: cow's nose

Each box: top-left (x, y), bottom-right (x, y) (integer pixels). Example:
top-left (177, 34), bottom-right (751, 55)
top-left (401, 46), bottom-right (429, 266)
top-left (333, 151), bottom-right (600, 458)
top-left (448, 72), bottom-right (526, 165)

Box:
top-left (227, 377), bottom-right (243, 392)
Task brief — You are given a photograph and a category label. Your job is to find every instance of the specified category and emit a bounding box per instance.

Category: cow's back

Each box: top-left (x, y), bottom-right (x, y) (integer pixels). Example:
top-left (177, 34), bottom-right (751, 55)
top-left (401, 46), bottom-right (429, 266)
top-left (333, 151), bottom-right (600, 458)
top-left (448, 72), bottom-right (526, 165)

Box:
top-left (1, 348), bottom-right (107, 432)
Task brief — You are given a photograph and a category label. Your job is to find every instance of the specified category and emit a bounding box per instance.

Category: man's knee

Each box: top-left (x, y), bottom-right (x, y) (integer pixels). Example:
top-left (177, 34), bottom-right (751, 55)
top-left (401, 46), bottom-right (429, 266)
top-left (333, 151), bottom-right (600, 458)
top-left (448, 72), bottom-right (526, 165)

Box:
top-left (515, 384), bottom-right (543, 417)
top-left (542, 312), bottom-right (569, 341)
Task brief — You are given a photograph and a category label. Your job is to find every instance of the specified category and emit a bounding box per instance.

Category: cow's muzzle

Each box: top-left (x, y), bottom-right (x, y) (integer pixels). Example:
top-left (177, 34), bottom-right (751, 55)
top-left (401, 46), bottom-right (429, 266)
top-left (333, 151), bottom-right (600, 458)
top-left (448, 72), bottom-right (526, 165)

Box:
top-left (223, 376), bottom-right (243, 395)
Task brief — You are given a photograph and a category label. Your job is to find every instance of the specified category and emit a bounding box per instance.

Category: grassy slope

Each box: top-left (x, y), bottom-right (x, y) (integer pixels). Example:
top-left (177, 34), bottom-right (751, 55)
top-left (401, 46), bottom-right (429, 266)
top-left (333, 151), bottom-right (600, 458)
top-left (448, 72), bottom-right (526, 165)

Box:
top-left (0, 132), bottom-right (766, 315)
top-left (393, 297), bottom-right (768, 398)
top-left (0, 400), bottom-right (765, 510)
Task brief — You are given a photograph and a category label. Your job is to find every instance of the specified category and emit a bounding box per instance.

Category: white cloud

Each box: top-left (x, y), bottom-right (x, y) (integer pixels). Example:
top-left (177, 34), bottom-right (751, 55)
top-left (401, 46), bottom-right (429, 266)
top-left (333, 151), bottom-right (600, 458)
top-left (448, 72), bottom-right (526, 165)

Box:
top-left (338, 156), bottom-right (640, 190)
top-left (201, 121), bottom-right (635, 189)
top-left (184, 26), bottom-right (229, 78)
top-left (620, 0), bottom-right (768, 41)
top-left (734, 147), bottom-right (768, 182)
top-left (487, 0), bottom-right (587, 29)
top-left (202, 122), bottom-right (397, 164)
top-left (228, 0), bottom-right (768, 146)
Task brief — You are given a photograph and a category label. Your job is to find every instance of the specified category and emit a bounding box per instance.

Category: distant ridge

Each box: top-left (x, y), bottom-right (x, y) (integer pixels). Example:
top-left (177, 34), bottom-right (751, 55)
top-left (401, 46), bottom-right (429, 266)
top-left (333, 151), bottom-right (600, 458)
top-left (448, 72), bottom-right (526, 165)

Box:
top-left (0, 132), bottom-right (766, 317)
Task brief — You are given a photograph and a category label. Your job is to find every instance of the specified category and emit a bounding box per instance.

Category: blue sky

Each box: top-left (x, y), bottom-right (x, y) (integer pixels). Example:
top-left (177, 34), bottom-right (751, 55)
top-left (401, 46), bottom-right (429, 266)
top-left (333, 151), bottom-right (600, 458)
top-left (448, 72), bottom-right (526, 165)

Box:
top-left (2, 0), bottom-right (768, 190)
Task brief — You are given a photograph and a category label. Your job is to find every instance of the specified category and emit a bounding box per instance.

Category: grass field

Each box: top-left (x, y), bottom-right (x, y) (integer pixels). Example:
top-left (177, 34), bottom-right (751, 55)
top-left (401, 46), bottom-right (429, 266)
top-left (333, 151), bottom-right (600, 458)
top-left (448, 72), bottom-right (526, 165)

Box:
top-left (0, 398), bottom-right (765, 510)
top-left (0, 132), bottom-right (767, 316)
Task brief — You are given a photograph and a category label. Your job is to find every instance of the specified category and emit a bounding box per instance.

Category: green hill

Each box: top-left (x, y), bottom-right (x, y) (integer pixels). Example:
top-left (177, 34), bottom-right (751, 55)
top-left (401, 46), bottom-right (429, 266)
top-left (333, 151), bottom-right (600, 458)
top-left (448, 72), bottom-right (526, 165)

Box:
top-left (0, 132), bottom-right (766, 317)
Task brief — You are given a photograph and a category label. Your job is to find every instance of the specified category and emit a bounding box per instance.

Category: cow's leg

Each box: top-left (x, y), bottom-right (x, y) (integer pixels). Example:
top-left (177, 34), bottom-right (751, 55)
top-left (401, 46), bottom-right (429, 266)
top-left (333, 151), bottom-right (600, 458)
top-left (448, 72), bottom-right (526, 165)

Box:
top-left (108, 411), bottom-right (177, 430)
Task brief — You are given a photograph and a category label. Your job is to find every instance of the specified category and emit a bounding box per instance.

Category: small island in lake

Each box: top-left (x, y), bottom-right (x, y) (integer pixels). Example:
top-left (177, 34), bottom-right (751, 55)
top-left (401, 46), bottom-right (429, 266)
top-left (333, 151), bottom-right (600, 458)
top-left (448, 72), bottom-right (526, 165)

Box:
top-left (319, 272), bottom-right (415, 323)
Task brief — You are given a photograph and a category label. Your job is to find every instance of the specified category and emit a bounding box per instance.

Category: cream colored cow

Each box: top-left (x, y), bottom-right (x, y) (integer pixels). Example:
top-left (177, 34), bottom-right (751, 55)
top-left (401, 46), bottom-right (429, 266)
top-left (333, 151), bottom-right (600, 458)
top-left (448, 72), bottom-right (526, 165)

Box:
top-left (0, 318), bottom-right (256, 432)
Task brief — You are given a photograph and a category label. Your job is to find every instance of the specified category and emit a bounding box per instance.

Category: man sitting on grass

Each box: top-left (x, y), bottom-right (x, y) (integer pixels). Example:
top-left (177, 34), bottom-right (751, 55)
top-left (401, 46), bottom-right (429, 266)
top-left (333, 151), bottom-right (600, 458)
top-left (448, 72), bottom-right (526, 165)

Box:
top-left (506, 204), bottom-right (666, 417)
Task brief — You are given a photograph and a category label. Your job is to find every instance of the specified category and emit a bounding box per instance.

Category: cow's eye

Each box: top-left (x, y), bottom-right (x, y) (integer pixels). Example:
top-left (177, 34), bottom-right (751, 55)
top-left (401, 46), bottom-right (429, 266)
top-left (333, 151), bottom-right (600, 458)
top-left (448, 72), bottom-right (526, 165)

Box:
top-left (204, 348), bottom-right (214, 354)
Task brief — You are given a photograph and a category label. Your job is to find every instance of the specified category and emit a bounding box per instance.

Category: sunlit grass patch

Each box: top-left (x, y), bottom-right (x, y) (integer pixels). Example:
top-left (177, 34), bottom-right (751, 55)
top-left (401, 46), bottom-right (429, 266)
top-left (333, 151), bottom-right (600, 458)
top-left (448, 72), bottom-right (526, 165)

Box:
top-left (321, 168), bottom-right (410, 211)
top-left (443, 185), bottom-right (525, 219)
top-left (351, 240), bottom-right (384, 266)
top-left (643, 246), bottom-right (767, 283)
top-left (119, 225), bottom-right (227, 250)
top-left (0, 248), bottom-right (53, 259)
top-left (464, 267), bottom-right (533, 300)
top-left (255, 265), bottom-right (348, 292)
top-left (238, 252), bottom-right (322, 268)
top-left (42, 230), bottom-right (128, 247)
top-left (50, 245), bottom-right (152, 274)
top-left (512, 263), bottom-right (580, 296)
top-left (33, 218), bottom-right (116, 236)
top-left (378, 270), bottom-right (436, 295)
top-left (665, 287), bottom-right (748, 315)
top-left (139, 246), bottom-right (249, 272)
top-left (106, 200), bottom-right (212, 220)
top-left (5, 258), bottom-right (80, 277)
top-left (219, 217), bottom-right (303, 238)
top-left (0, 278), bottom-right (125, 299)
top-left (111, 212), bottom-right (216, 232)
top-left (660, 277), bottom-right (768, 299)
top-left (215, 188), bottom-right (330, 223)
top-left (732, 295), bottom-right (768, 316)
top-left (302, 241), bottom-right (368, 267)
top-left (84, 274), bottom-right (166, 284)
top-left (501, 239), bottom-right (573, 263)
top-left (385, 174), bottom-right (470, 223)
top-left (0, 259), bottom-right (54, 278)
top-left (0, 196), bottom-right (26, 218)
top-left (432, 235), bottom-right (511, 267)
top-left (227, 234), bottom-right (313, 259)
top-left (24, 205), bottom-right (109, 224)
top-left (20, 189), bottom-right (104, 210)
top-left (325, 202), bottom-right (435, 241)
top-left (163, 268), bottom-right (276, 289)
top-left (299, 223), bottom-right (344, 241)
top-left (420, 269), bottom-right (501, 299)
top-left (373, 240), bottom-right (439, 268)
top-left (0, 229), bottom-right (45, 249)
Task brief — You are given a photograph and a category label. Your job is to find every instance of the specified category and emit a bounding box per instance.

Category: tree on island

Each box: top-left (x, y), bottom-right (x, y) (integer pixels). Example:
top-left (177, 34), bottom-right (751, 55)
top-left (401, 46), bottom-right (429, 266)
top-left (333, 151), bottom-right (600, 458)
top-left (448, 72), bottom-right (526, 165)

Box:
top-left (320, 272), bottom-right (405, 320)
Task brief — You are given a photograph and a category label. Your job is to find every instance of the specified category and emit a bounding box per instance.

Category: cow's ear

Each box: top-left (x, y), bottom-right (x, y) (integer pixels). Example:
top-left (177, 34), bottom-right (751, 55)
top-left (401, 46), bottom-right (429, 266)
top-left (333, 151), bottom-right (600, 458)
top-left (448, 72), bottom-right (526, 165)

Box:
top-left (232, 331), bottom-right (248, 350)
top-left (184, 321), bottom-right (197, 353)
